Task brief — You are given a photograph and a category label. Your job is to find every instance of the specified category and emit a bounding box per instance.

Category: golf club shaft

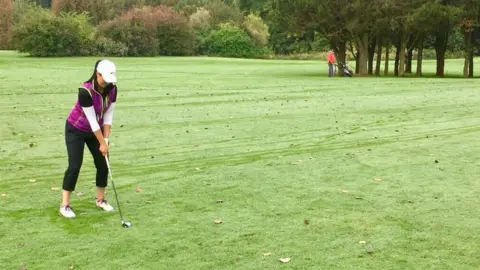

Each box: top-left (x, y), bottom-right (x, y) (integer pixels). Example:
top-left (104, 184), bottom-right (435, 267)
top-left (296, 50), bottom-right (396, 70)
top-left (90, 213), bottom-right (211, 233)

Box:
top-left (105, 155), bottom-right (124, 221)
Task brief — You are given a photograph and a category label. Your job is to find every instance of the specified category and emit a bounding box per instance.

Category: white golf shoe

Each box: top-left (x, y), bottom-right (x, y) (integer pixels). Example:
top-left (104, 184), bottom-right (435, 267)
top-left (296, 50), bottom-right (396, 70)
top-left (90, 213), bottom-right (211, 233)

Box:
top-left (96, 199), bottom-right (114, 212)
top-left (59, 205), bottom-right (76, 218)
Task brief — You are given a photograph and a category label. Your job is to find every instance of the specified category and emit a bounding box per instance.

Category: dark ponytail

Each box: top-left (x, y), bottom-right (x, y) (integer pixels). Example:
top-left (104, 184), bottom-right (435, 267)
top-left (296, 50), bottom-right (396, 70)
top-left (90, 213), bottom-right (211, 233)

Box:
top-left (86, 60), bottom-right (102, 83)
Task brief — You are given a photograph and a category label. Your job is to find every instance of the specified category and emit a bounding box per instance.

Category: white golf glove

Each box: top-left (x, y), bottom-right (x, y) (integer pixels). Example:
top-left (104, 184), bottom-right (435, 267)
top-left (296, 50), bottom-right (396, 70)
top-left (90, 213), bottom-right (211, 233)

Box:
top-left (104, 138), bottom-right (109, 145)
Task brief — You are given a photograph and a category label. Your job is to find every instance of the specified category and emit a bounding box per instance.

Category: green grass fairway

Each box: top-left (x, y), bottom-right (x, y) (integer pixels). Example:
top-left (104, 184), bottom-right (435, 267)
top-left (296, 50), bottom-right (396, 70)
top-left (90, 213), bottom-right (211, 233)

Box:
top-left (2, 51), bottom-right (480, 269)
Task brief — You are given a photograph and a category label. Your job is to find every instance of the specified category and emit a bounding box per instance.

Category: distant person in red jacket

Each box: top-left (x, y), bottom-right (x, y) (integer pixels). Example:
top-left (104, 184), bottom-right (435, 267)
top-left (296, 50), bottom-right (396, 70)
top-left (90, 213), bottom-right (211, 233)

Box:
top-left (327, 50), bottom-right (336, 77)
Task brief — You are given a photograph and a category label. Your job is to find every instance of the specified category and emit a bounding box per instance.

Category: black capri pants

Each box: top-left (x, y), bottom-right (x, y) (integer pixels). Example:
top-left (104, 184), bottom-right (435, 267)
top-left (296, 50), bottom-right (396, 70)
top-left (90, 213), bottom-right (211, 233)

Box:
top-left (62, 120), bottom-right (108, 191)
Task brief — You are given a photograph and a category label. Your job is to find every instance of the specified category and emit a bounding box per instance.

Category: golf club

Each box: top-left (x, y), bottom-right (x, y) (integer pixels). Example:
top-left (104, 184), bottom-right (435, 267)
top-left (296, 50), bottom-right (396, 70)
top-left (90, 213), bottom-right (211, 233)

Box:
top-left (105, 155), bottom-right (132, 228)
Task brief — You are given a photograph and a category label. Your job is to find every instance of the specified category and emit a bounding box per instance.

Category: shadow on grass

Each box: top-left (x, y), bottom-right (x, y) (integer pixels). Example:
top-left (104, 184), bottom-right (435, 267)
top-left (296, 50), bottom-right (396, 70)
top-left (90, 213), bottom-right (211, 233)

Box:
top-left (46, 200), bottom-right (121, 234)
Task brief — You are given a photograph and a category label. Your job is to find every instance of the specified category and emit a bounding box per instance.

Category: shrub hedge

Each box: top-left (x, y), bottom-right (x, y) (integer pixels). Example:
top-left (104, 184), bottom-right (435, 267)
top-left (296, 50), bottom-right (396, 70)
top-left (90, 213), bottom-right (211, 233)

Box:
top-left (11, 3), bottom-right (268, 58)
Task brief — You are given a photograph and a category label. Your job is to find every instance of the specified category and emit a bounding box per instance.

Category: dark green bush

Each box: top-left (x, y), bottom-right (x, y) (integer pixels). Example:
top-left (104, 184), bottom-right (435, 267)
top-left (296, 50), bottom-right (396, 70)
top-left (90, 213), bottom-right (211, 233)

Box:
top-left (204, 23), bottom-right (264, 58)
top-left (95, 36), bottom-right (128, 57)
top-left (99, 20), bottom-right (159, 56)
top-left (157, 23), bottom-right (196, 56)
top-left (11, 9), bottom-right (95, 56)
top-left (194, 27), bottom-right (212, 55)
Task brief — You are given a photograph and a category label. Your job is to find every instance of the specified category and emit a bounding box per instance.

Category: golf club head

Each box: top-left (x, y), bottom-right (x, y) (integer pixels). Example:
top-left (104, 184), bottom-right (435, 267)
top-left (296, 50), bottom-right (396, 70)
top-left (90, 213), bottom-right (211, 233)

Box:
top-left (122, 220), bottom-right (132, 228)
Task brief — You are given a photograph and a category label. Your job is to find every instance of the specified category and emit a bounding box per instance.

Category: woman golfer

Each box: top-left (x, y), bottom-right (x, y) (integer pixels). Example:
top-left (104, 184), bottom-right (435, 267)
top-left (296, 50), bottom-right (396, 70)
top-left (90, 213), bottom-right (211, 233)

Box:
top-left (60, 59), bottom-right (118, 218)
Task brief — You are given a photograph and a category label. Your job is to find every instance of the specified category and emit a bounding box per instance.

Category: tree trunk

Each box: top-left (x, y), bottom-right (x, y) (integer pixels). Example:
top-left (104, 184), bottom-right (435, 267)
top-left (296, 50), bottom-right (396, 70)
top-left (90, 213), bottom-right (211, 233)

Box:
top-left (405, 34), bottom-right (416, 74)
top-left (353, 33), bottom-right (369, 75)
top-left (469, 50), bottom-right (474, 77)
top-left (394, 43), bottom-right (400, 76)
top-left (464, 30), bottom-right (473, 77)
top-left (355, 50), bottom-right (360, 74)
top-left (359, 34), bottom-right (369, 75)
top-left (435, 30), bottom-right (448, 77)
top-left (398, 36), bottom-right (406, 77)
top-left (375, 37), bottom-right (383, 76)
top-left (384, 43), bottom-right (390, 76)
top-left (334, 41), bottom-right (347, 77)
top-left (368, 38), bottom-right (376, 75)
top-left (308, 30), bottom-right (315, 49)
top-left (416, 36), bottom-right (424, 77)
top-left (436, 53), bottom-right (445, 77)
top-left (358, 48), bottom-right (368, 75)
top-left (405, 48), bottom-right (413, 73)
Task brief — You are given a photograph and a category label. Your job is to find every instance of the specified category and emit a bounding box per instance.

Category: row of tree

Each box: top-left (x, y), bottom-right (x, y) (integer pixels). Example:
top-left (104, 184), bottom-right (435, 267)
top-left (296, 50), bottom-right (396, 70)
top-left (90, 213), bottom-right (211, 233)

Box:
top-left (1, 0), bottom-right (479, 77)
top-left (243, 0), bottom-right (480, 77)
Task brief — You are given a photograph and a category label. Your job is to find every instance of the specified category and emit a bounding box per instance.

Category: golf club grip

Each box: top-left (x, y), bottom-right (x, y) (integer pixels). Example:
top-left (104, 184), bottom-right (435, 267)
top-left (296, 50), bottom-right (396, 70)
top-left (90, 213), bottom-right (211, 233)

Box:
top-left (105, 155), bottom-right (111, 175)
top-left (105, 156), bottom-right (110, 170)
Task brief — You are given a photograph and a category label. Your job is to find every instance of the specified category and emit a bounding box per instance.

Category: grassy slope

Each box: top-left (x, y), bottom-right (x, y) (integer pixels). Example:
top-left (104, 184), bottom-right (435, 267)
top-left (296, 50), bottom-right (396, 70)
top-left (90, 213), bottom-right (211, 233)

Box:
top-left (1, 51), bottom-right (480, 269)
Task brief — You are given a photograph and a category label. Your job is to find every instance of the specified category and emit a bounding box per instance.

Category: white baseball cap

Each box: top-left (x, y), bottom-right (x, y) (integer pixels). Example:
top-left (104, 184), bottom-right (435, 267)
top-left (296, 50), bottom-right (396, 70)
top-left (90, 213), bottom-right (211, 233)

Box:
top-left (97, 59), bottom-right (117, 83)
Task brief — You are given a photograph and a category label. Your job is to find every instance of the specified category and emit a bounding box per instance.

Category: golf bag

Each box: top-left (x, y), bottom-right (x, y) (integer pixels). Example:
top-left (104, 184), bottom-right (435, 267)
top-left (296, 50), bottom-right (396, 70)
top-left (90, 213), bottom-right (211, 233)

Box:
top-left (336, 62), bottom-right (353, 77)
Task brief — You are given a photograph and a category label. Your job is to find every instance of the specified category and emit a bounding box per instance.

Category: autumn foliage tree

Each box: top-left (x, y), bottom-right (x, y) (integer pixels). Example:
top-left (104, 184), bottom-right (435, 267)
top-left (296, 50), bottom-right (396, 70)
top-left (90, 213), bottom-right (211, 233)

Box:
top-left (0, 0), bottom-right (14, 49)
top-left (52, 0), bottom-right (123, 25)
top-left (98, 5), bottom-right (196, 56)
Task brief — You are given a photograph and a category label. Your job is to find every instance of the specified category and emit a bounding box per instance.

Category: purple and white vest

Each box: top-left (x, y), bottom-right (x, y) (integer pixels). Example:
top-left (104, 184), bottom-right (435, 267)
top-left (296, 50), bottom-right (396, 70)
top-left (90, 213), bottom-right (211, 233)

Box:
top-left (67, 81), bottom-right (117, 132)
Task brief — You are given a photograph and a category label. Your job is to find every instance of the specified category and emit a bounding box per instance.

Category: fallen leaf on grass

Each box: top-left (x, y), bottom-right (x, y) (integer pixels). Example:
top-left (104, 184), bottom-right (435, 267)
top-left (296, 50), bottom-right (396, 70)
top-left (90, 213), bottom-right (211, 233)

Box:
top-left (279, 258), bottom-right (291, 263)
top-left (29, 179), bottom-right (36, 183)
top-left (355, 196), bottom-right (363, 200)
top-left (75, 192), bottom-right (83, 197)
top-left (263, 252), bottom-right (272, 257)
top-left (374, 178), bottom-right (383, 182)
top-left (51, 187), bottom-right (59, 191)
top-left (359, 240), bottom-right (367, 244)
top-left (136, 186), bottom-right (143, 193)
top-left (68, 265), bottom-right (75, 269)
top-left (342, 190), bottom-right (349, 194)
top-left (195, 168), bottom-right (201, 171)
top-left (1, 193), bottom-right (6, 197)
top-left (216, 200), bottom-right (224, 203)
top-left (18, 265), bottom-right (27, 270)
top-left (214, 219), bottom-right (223, 224)
top-left (304, 219), bottom-right (310, 225)
top-left (18, 243), bottom-right (24, 248)
top-left (145, 200), bottom-right (152, 204)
